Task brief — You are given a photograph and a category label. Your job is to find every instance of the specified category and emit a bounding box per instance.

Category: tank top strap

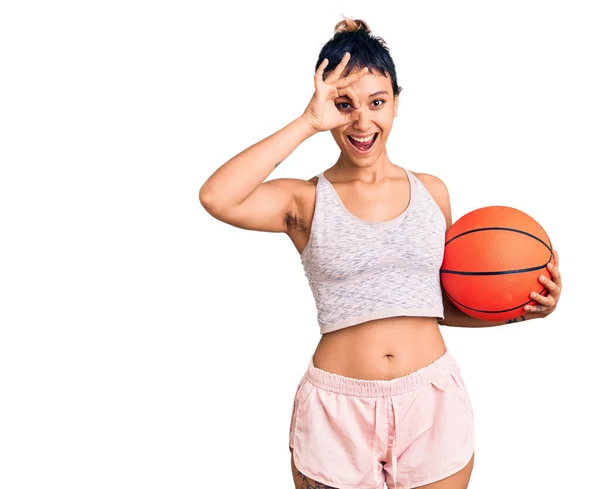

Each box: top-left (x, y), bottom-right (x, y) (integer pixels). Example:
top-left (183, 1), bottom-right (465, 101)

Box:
top-left (404, 168), bottom-right (420, 188)
top-left (315, 171), bottom-right (348, 219)
top-left (308, 172), bottom-right (334, 232)
top-left (404, 168), bottom-right (428, 204)
top-left (403, 168), bottom-right (447, 225)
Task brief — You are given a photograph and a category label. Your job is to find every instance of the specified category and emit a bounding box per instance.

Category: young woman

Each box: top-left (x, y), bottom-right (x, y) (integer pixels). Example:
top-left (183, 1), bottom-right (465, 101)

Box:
top-left (199, 17), bottom-right (562, 489)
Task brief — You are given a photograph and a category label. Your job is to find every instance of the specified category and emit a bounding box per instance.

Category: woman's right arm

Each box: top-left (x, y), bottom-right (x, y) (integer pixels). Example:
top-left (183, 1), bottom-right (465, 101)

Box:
top-left (199, 115), bottom-right (317, 233)
top-left (199, 52), bottom-right (367, 233)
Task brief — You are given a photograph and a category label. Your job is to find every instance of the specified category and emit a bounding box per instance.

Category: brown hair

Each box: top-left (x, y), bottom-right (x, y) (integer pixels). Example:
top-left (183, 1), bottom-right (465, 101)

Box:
top-left (334, 16), bottom-right (371, 35)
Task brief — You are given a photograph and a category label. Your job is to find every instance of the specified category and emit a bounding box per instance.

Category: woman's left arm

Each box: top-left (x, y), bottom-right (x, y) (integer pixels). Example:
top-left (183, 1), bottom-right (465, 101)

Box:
top-left (422, 173), bottom-right (563, 328)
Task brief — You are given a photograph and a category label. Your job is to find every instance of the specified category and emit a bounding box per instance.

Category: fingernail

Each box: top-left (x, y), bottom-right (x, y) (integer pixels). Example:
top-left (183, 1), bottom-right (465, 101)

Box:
top-left (531, 292), bottom-right (537, 298)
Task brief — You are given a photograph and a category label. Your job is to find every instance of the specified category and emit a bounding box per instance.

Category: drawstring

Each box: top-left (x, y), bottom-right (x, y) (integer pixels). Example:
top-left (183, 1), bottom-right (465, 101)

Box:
top-left (389, 398), bottom-right (398, 489)
top-left (372, 397), bottom-right (380, 481)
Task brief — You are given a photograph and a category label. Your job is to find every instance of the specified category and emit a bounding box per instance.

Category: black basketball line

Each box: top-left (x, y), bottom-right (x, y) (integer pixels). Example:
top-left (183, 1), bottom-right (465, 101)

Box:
top-left (441, 243), bottom-right (554, 275)
top-left (444, 286), bottom-right (548, 314)
top-left (440, 263), bottom-right (549, 276)
top-left (445, 227), bottom-right (552, 251)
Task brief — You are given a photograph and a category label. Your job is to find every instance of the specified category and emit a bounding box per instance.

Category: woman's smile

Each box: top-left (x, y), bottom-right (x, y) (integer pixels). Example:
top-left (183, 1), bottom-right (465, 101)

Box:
top-left (347, 132), bottom-right (378, 154)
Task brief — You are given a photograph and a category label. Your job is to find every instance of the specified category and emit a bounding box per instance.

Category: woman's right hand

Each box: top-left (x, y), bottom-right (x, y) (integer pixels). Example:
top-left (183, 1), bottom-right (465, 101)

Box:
top-left (301, 52), bottom-right (369, 134)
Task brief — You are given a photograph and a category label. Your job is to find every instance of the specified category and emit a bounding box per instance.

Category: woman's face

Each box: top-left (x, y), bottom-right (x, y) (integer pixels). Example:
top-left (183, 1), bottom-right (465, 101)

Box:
top-left (330, 70), bottom-right (399, 164)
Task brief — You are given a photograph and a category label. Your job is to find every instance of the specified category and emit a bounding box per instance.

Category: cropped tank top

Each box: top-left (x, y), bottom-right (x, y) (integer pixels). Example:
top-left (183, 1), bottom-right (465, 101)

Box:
top-left (300, 168), bottom-right (446, 334)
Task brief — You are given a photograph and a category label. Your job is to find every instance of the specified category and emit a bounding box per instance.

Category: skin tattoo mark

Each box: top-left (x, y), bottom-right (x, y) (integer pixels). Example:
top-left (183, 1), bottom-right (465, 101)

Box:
top-left (507, 315), bottom-right (525, 324)
top-left (297, 470), bottom-right (337, 489)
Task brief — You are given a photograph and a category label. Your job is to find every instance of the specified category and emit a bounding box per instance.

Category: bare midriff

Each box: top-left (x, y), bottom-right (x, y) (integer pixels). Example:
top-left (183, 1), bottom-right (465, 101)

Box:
top-left (312, 316), bottom-right (447, 381)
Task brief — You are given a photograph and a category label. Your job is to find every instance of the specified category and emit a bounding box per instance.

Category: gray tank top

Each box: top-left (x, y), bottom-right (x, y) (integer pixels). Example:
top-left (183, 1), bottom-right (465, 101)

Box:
top-left (300, 168), bottom-right (446, 334)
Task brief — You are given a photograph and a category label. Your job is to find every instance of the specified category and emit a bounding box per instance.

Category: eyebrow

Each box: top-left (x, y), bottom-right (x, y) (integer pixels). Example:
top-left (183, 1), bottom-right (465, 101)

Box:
top-left (338, 90), bottom-right (389, 99)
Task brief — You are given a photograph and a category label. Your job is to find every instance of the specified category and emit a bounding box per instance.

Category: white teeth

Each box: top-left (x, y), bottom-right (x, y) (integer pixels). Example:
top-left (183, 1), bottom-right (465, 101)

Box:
top-left (349, 134), bottom-right (376, 143)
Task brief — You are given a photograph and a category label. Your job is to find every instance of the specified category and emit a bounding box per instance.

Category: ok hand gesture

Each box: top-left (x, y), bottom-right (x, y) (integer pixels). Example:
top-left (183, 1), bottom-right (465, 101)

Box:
top-left (302, 52), bottom-right (369, 133)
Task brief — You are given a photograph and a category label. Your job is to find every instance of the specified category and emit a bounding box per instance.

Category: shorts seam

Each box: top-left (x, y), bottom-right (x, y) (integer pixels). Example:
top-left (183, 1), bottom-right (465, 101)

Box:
top-left (289, 376), bottom-right (310, 449)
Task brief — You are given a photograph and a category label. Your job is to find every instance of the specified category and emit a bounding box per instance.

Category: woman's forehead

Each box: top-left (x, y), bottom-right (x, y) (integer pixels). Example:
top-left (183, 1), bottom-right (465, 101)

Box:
top-left (343, 72), bottom-right (393, 97)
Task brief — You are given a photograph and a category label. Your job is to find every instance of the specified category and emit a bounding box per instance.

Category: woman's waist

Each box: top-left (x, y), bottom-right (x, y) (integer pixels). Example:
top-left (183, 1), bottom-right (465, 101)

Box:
top-left (312, 316), bottom-right (446, 380)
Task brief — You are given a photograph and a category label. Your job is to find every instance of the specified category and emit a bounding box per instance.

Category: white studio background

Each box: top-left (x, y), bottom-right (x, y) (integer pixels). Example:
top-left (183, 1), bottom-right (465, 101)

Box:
top-left (0, 1), bottom-right (597, 488)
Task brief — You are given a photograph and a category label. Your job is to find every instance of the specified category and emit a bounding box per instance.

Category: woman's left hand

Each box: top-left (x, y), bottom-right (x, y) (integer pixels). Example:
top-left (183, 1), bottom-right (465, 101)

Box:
top-left (524, 249), bottom-right (562, 317)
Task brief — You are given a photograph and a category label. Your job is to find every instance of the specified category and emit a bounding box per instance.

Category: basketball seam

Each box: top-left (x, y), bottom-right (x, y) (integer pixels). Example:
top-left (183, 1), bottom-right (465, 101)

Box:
top-left (440, 263), bottom-right (549, 276)
top-left (443, 286), bottom-right (549, 314)
top-left (445, 227), bottom-right (552, 251)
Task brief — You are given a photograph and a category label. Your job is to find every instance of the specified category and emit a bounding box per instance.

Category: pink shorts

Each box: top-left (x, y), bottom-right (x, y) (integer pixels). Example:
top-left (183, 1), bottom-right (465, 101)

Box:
top-left (289, 350), bottom-right (475, 489)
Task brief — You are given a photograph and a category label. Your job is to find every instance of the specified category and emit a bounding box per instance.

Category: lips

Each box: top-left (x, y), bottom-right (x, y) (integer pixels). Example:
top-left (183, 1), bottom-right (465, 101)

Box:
top-left (347, 133), bottom-right (378, 152)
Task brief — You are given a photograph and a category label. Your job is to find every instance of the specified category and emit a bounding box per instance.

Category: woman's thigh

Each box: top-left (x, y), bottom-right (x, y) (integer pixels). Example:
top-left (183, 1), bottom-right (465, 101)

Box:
top-left (413, 452), bottom-right (475, 489)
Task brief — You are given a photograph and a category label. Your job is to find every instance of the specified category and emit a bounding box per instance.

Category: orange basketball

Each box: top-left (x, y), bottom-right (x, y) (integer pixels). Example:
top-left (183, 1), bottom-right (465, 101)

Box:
top-left (440, 206), bottom-right (553, 321)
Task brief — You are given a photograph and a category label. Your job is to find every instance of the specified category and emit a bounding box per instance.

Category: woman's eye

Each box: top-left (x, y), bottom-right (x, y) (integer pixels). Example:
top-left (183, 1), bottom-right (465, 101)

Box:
top-left (337, 100), bottom-right (385, 110)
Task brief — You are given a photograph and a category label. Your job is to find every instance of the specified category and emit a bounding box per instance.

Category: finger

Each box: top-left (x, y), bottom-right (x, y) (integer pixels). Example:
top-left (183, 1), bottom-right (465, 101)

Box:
top-left (324, 52), bottom-right (351, 84)
top-left (539, 274), bottom-right (559, 295)
top-left (338, 86), bottom-right (361, 110)
top-left (315, 58), bottom-right (329, 85)
top-left (529, 290), bottom-right (554, 307)
top-left (547, 262), bottom-right (562, 286)
top-left (524, 304), bottom-right (547, 314)
top-left (336, 66), bottom-right (369, 89)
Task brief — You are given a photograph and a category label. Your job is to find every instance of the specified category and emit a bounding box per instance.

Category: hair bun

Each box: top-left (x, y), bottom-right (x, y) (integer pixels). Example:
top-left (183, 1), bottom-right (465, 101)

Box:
top-left (334, 16), bottom-right (371, 34)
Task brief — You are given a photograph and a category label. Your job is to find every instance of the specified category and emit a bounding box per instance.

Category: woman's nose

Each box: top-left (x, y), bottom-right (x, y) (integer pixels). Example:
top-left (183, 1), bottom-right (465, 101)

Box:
top-left (353, 106), bottom-right (372, 128)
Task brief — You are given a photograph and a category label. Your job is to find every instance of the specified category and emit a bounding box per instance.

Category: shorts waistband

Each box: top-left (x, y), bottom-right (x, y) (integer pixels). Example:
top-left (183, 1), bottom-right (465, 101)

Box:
top-left (306, 350), bottom-right (458, 397)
